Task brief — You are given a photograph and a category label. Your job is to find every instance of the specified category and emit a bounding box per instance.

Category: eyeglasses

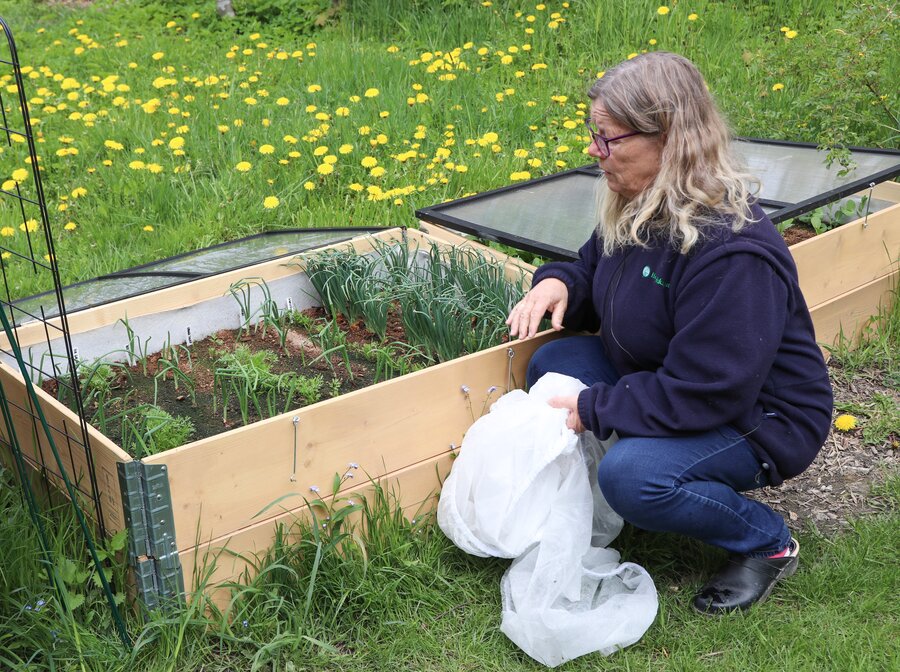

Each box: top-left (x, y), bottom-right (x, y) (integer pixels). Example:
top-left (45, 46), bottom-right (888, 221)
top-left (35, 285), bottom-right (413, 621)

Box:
top-left (584, 119), bottom-right (642, 158)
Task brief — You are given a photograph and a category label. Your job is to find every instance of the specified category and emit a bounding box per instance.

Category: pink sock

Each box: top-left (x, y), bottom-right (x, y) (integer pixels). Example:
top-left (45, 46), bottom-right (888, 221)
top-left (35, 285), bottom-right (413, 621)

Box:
top-left (765, 539), bottom-right (796, 558)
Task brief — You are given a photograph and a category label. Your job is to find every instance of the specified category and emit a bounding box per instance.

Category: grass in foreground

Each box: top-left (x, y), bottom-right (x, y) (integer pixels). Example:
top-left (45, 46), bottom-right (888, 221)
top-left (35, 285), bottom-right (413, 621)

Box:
top-left (1, 465), bottom-right (898, 672)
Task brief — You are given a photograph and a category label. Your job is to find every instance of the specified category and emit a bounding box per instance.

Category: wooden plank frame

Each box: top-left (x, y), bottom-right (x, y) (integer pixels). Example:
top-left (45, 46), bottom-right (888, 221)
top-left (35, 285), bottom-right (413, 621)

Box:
top-left (2, 175), bottom-right (898, 599)
top-left (793, 189), bottom-right (900, 350)
top-left (0, 227), bottom-right (557, 597)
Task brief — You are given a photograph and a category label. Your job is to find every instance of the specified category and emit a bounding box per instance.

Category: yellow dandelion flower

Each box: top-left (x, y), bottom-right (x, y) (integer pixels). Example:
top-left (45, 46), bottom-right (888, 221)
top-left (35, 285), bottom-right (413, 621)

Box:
top-left (358, 125), bottom-right (371, 135)
top-left (323, 155), bottom-right (337, 165)
top-left (772, 82), bottom-right (785, 91)
top-left (128, 160), bottom-right (145, 170)
top-left (317, 163), bottom-right (334, 175)
top-left (786, 30), bottom-right (798, 39)
top-left (147, 163), bottom-right (163, 174)
top-left (0, 226), bottom-right (15, 237)
top-left (104, 140), bottom-right (124, 150)
top-left (71, 187), bottom-right (87, 198)
top-left (370, 166), bottom-right (386, 177)
top-left (364, 88), bottom-right (380, 98)
top-left (263, 196), bottom-right (280, 209)
top-left (217, 124), bottom-right (229, 133)
top-left (834, 414), bottom-right (857, 431)
top-left (335, 106), bottom-right (350, 117)
top-left (244, 97), bottom-right (257, 105)
top-left (11, 168), bottom-right (28, 182)
top-left (338, 144), bottom-right (353, 154)
top-left (313, 146), bottom-right (329, 156)
top-left (361, 156), bottom-right (378, 168)
top-left (143, 225), bottom-right (154, 231)
top-left (276, 97), bottom-right (289, 106)
top-left (21, 219), bottom-right (39, 232)
top-left (259, 144), bottom-right (275, 154)
top-left (307, 84), bottom-right (322, 93)
top-left (386, 45), bottom-right (399, 53)
top-left (168, 136), bottom-right (185, 150)
top-left (688, 13), bottom-right (698, 21)
top-left (235, 161), bottom-right (252, 172)
top-left (304, 181), bottom-right (316, 190)
top-left (152, 51), bottom-right (164, 60)
top-left (657, 6), bottom-right (670, 15)
top-left (64, 222), bottom-right (77, 231)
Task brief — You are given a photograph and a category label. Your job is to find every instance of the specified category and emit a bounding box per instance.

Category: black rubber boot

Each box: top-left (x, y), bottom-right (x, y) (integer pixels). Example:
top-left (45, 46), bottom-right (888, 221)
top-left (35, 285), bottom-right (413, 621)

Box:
top-left (693, 540), bottom-right (799, 614)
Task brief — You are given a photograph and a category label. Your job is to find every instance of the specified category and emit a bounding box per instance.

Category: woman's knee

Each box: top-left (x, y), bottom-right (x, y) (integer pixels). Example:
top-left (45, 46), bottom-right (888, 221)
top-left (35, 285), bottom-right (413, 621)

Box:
top-left (526, 340), bottom-right (565, 387)
top-left (597, 443), bottom-right (644, 519)
top-left (526, 336), bottom-right (616, 388)
top-left (597, 439), bottom-right (673, 522)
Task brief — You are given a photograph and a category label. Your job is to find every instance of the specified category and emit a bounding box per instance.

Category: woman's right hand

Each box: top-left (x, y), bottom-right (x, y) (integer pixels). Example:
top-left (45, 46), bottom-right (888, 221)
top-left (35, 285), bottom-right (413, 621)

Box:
top-left (506, 278), bottom-right (569, 339)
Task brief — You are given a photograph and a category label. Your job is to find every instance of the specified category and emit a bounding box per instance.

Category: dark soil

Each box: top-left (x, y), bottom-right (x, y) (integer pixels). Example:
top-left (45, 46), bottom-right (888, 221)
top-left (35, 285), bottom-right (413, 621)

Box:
top-left (781, 223), bottom-right (818, 246)
top-left (54, 308), bottom-right (421, 454)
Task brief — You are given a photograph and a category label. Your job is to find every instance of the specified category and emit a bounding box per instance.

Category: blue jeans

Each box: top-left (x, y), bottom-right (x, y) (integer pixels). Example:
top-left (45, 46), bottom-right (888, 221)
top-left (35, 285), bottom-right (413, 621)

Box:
top-left (527, 335), bottom-right (791, 557)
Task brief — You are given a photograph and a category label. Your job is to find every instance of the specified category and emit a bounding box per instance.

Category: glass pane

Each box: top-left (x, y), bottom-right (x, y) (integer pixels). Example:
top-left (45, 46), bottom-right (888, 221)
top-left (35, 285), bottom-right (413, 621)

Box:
top-left (11, 229), bottom-right (377, 326)
top-left (11, 276), bottom-right (176, 325)
top-left (734, 142), bottom-right (898, 205)
top-left (153, 230), bottom-right (359, 275)
top-left (434, 172), bottom-right (600, 257)
top-left (419, 140), bottom-right (898, 258)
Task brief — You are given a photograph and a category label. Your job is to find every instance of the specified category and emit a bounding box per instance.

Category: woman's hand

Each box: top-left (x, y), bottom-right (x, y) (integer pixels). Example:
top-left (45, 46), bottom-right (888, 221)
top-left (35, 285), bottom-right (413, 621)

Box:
top-left (506, 278), bottom-right (569, 339)
top-left (549, 395), bottom-right (584, 433)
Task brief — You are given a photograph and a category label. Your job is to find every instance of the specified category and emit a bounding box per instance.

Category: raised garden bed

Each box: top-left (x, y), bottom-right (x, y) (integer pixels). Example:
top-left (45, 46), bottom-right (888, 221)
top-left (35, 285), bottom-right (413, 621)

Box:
top-left (0, 228), bottom-right (554, 606)
top-left (2, 176), bottom-right (897, 607)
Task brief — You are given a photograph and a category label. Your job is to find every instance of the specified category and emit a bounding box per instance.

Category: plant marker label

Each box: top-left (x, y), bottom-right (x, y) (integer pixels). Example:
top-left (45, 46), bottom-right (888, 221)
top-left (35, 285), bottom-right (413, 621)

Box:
top-left (286, 296), bottom-right (294, 312)
top-left (185, 326), bottom-right (194, 347)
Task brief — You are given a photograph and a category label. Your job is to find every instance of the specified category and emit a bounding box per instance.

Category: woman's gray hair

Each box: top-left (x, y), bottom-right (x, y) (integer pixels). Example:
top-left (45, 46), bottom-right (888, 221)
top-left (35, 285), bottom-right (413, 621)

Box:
top-left (589, 52), bottom-right (759, 255)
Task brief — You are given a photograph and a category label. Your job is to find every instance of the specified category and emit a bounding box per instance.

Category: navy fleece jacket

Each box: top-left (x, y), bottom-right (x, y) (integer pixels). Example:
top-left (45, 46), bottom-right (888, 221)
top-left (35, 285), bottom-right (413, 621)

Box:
top-left (531, 203), bottom-right (833, 485)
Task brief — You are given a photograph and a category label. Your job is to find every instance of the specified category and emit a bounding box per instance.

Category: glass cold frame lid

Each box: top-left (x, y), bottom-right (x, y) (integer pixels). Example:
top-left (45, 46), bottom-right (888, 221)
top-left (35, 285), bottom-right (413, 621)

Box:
top-left (10, 228), bottom-right (387, 327)
top-left (415, 139), bottom-right (900, 260)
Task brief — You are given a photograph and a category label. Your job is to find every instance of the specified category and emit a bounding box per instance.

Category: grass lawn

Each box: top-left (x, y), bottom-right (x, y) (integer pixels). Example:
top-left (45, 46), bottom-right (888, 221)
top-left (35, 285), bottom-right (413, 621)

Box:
top-left (0, 1), bottom-right (897, 670)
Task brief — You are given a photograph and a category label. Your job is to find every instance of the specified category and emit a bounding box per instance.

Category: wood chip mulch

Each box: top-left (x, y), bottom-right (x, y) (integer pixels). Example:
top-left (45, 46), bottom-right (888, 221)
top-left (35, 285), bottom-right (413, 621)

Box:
top-left (753, 364), bottom-right (899, 535)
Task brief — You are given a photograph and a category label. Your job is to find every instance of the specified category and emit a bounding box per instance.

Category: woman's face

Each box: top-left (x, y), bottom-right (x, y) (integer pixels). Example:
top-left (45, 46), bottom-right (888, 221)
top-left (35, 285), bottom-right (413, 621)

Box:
top-left (588, 102), bottom-right (664, 200)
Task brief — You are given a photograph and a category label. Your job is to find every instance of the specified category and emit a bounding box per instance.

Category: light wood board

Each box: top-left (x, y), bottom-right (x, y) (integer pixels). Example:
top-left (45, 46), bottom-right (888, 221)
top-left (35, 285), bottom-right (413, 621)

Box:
top-left (143, 332), bottom-right (559, 551)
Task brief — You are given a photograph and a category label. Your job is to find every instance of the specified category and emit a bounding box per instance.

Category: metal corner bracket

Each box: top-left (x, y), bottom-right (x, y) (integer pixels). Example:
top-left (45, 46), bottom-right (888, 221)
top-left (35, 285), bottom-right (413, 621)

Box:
top-left (117, 460), bottom-right (184, 610)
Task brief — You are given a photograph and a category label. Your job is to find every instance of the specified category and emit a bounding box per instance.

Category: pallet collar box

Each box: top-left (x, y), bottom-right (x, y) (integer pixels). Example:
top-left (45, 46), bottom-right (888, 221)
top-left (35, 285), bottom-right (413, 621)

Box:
top-left (0, 226), bottom-right (554, 607)
top-left (2, 139), bottom-right (898, 607)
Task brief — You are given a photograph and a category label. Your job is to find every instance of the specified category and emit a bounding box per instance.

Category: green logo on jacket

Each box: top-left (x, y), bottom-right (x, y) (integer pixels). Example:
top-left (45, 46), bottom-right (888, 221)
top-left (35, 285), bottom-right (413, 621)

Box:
top-left (641, 265), bottom-right (670, 288)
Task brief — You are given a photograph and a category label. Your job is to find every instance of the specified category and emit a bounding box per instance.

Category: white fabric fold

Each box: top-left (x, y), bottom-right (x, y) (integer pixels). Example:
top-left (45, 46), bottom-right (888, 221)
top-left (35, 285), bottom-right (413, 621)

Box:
top-left (438, 373), bottom-right (658, 667)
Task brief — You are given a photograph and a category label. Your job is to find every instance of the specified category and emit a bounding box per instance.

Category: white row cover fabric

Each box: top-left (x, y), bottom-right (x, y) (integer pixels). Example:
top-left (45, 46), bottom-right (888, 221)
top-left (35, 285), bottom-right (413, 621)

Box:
top-left (438, 373), bottom-right (658, 667)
